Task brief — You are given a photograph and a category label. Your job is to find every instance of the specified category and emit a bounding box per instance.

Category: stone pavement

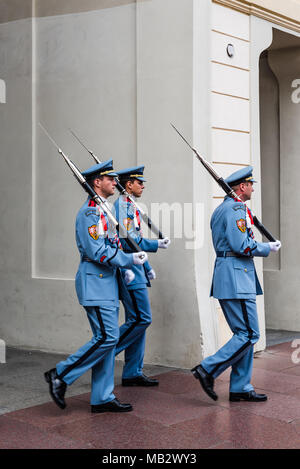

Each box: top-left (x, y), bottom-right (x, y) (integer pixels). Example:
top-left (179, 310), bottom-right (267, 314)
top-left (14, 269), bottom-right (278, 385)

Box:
top-left (0, 339), bottom-right (300, 450)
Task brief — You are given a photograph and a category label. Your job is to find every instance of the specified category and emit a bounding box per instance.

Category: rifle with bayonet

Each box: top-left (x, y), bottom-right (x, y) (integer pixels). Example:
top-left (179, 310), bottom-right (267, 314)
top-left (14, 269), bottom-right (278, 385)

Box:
top-left (69, 128), bottom-right (164, 240)
top-left (38, 123), bottom-right (145, 254)
top-left (171, 123), bottom-right (276, 242)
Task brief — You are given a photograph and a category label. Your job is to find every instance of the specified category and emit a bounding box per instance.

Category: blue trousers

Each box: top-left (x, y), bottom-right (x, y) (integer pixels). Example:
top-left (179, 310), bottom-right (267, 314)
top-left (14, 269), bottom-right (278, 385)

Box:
top-left (56, 305), bottom-right (119, 405)
top-left (201, 299), bottom-right (260, 392)
top-left (116, 288), bottom-right (152, 379)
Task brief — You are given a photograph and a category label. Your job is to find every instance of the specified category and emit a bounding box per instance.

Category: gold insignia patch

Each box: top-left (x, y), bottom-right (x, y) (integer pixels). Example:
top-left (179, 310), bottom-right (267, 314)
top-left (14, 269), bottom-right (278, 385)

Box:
top-left (123, 218), bottom-right (132, 231)
top-left (236, 218), bottom-right (246, 233)
top-left (88, 225), bottom-right (99, 240)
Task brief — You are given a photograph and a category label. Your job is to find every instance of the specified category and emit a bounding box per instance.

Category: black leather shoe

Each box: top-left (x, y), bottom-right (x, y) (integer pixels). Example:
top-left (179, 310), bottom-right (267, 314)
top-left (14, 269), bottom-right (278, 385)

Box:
top-left (191, 364), bottom-right (218, 401)
top-left (91, 398), bottom-right (133, 413)
top-left (229, 390), bottom-right (268, 402)
top-left (122, 374), bottom-right (159, 387)
top-left (44, 368), bottom-right (67, 409)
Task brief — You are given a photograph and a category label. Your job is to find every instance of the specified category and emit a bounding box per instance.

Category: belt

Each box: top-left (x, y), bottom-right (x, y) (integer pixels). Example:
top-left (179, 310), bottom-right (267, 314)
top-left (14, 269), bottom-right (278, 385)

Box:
top-left (216, 251), bottom-right (245, 258)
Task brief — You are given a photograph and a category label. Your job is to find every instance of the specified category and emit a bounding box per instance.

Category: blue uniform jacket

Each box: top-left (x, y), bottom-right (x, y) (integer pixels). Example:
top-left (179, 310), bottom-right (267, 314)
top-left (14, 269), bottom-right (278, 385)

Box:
top-left (75, 198), bottom-right (134, 306)
top-left (210, 196), bottom-right (271, 300)
top-left (114, 195), bottom-right (158, 290)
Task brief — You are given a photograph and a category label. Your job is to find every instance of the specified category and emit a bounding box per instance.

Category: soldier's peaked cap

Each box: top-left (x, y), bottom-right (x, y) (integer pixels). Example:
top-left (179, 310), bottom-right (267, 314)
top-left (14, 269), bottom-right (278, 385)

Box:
top-left (117, 165), bottom-right (146, 182)
top-left (225, 166), bottom-right (257, 187)
top-left (82, 159), bottom-right (118, 179)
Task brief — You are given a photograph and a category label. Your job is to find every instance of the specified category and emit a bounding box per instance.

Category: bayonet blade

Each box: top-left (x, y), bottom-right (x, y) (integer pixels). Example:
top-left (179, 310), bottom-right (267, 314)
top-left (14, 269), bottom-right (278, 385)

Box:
top-left (39, 122), bottom-right (62, 152)
top-left (69, 128), bottom-right (90, 153)
top-left (171, 123), bottom-right (195, 152)
top-left (69, 128), bottom-right (101, 164)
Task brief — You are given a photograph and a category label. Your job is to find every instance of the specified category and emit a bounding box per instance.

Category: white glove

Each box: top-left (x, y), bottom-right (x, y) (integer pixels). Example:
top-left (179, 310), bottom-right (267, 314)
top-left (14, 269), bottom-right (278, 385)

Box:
top-left (124, 269), bottom-right (135, 285)
top-left (133, 251), bottom-right (148, 265)
top-left (158, 237), bottom-right (171, 249)
top-left (147, 269), bottom-right (156, 280)
top-left (269, 240), bottom-right (281, 252)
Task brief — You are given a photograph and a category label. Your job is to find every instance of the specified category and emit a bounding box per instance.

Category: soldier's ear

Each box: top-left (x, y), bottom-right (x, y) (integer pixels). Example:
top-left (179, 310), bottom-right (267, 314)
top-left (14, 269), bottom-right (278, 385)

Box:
top-left (93, 177), bottom-right (102, 189)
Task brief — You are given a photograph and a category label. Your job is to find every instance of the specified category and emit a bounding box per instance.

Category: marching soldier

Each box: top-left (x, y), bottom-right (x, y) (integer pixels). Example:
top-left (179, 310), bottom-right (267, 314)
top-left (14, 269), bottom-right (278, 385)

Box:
top-left (191, 166), bottom-right (281, 402)
top-left (44, 160), bottom-right (148, 413)
top-left (114, 166), bottom-right (170, 386)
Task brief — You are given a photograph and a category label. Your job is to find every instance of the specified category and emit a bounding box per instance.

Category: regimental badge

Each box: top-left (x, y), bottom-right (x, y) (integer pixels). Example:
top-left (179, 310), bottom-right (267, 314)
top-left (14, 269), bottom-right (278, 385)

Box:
top-left (236, 218), bottom-right (246, 233)
top-left (85, 209), bottom-right (98, 217)
top-left (88, 225), bottom-right (99, 240)
top-left (123, 218), bottom-right (132, 231)
top-left (233, 204), bottom-right (244, 211)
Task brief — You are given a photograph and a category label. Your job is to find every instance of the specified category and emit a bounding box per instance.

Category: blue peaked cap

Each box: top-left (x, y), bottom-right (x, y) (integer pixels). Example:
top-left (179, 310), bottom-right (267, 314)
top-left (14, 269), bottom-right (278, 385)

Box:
top-left (117, 165), bottom-right (146, 182)
top-left (81, 159), bottom-right (118, 179)
top-left (225, 166), bottom-right (257, 187)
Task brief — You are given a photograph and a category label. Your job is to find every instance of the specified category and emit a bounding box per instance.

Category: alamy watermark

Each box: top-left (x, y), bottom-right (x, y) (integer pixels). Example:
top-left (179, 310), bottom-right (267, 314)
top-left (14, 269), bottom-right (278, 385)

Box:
top-left (291, 339), bottom-right (300, 364)
top-left (0, 339), bottom-right (6, 363)
top-left (0, 78), bottom-right (6, 104)
top-left (291, 79), bottom-right (300, 104)
top-left (107, 201), bottom-right (206, 250)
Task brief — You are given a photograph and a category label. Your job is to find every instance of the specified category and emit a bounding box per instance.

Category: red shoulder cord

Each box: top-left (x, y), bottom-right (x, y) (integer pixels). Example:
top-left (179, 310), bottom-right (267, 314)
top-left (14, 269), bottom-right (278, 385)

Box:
top-left (233, 197), bottom-right (255, 241)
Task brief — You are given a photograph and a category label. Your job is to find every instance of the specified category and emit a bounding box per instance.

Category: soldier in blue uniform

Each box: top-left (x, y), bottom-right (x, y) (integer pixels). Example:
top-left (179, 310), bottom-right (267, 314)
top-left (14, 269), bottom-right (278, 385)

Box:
top-left (114, 166), bottom-right (171, 386)
top-left (191, 166), bottom-right (281, 402)
top-left (44, 160), bottom-right (148, 413)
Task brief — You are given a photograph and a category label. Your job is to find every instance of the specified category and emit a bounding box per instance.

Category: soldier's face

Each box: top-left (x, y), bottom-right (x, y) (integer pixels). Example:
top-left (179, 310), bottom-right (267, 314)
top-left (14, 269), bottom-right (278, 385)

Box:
top-left (128, 179), bottom-right (144, 198)
top-left (243, 182), bottom-right (254, 201)
top-left (96, 176), bottom-right (116, 198)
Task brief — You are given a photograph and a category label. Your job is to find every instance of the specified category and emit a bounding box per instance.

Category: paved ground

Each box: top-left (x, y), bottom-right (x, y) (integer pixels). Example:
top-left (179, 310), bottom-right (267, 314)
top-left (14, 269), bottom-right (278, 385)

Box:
top-left (0, 332), bottom-right (300, 450)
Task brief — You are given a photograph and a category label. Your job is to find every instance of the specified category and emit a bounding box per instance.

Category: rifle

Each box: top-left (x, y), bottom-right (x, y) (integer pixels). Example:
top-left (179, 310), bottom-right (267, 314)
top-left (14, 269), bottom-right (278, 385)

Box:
top-left (39, 123), bottom-right (145, 253)
top-left (171, 124), bottom-right (276, 242)
top-left (69, 128), bottom-right (164, 239)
